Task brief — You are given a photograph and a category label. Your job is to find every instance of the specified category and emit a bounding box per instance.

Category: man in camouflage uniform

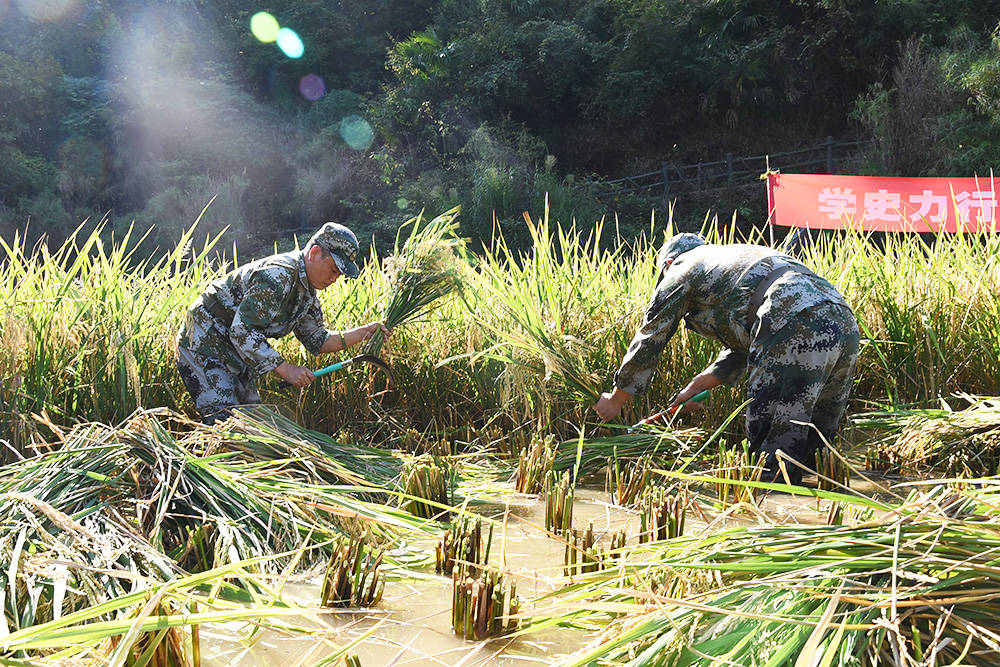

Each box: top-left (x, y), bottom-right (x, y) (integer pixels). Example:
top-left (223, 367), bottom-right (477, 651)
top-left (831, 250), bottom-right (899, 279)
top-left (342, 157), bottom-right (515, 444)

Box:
top-left (176, 222), bottom-right (389, 424)
top-left (593, 233), bottom-right (860, 485)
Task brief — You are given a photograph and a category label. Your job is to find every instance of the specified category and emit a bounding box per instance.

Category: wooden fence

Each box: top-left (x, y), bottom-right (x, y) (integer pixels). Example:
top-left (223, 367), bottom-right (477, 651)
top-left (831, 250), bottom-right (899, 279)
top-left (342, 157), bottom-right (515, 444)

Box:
top-left (599, 137), bottom-right (871, 198)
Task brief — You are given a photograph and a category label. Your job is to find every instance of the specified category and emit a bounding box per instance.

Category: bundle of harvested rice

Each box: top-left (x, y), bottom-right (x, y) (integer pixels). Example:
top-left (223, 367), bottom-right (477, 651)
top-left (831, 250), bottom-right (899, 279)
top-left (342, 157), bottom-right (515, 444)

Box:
top-left (533, 484), bottom-right (1000, 666)
top-left (856, 395), bottom-right (1000, 476)
top-left (364, 206), bottom-right (468, 356)
top-left (553, 428), bottom-right (704, 476)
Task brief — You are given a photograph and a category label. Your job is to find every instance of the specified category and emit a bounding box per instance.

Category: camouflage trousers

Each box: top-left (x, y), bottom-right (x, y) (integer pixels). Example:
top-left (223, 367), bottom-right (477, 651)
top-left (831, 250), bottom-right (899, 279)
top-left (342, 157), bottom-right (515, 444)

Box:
top-left (175, 313), bottom-right (260, 425)
top-left (746, 303), bottom-right (860, 484)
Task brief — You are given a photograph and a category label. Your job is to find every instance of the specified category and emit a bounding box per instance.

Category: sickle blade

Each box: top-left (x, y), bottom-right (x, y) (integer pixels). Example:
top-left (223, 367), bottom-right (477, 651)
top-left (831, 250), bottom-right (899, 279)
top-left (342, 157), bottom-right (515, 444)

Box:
top-left (349, 354), bottom-right (395, 382)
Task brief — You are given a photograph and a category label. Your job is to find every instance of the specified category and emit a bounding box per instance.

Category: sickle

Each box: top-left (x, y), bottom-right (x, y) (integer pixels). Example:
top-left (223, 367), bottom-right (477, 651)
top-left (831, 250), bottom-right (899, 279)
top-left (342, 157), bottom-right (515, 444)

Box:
top-left (629, 388), bottom-right (711, 431)
top-left (314, 354), bottom-right (395, 382)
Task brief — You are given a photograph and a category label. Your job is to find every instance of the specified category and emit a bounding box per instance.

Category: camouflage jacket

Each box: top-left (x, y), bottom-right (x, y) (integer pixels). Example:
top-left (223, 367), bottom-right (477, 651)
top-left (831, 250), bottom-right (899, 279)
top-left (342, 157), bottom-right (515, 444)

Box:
top-left (615, 244), bottom-right (851, 395)
top-left (181, 251), bottom-right (332, 377)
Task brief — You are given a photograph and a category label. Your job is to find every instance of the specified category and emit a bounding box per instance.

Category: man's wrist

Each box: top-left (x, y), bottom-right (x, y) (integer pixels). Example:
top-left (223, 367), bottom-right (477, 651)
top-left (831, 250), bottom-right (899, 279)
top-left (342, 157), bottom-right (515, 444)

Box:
top-left (692, 372), bottom-right (723, 391)
top-left (609, 386), bottom-right (633, 407)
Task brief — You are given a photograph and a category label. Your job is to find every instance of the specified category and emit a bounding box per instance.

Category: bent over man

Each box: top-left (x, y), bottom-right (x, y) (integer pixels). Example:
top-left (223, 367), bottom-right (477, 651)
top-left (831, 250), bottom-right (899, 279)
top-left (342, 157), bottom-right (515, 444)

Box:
top-left (593, 233), bottom-right (860, 486)
top-left (176, 222), bottom-right (388, 424)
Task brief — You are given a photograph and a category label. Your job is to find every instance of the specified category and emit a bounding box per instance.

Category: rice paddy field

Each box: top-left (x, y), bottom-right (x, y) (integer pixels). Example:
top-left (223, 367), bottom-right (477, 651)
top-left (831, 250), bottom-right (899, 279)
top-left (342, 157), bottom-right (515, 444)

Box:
top-left (3, 207), bottom-right (1000, 666)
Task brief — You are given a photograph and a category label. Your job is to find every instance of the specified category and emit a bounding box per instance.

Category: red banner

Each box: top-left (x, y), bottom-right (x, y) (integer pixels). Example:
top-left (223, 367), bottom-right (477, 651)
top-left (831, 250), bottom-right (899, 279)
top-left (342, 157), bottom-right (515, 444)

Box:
top-left (767, 173), bottom-right (999, 232)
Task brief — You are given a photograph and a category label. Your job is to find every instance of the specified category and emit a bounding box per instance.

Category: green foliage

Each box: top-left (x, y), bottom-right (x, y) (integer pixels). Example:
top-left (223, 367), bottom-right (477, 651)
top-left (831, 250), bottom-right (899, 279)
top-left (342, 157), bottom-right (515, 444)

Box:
top-left (376, 120), bottom-right (607, 253)
top-left (4, 0), bottom-right (1000, 258)
top-left (57, 136), bottom-right (112, 207)
top-left (134, 173), bottom-right (251, 253)
top-left (532, 169), bottom-right (605, 231)
top-left (0, 146), bottom-right (57, 206)
top-left (853, 28), bottom-right (1000, 177)
top-left (469, 164), bottom-right (528, 232)
top-left (0, 51), bottom-right (65, 151)
top-left (388, 29), bottom-right (446, 82)
top-left (960, 26), bottom-right (1000, 118)
top-left (299, 88), bottom-right (366, 132)
top-left (11, 191), bottom-right (77, 240)
top-left (852, 38), bottom-right (955, 176)
top-left (61, 75), bottom-right (112, 138)
top-left (6, 213), bottom-right (1000, 456)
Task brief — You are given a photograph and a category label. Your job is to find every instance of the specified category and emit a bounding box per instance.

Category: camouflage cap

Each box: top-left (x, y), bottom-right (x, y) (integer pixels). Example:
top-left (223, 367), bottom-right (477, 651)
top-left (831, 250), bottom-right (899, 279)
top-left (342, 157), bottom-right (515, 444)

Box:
top-left (309, 222), bottom-right (360, 279)
top-left (656, 233), bottom-right (706, 273)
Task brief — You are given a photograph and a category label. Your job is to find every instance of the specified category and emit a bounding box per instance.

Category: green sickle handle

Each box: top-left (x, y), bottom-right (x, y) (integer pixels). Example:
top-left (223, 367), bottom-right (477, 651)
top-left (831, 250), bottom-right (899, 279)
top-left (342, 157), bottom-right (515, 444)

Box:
top-left (309, 354), bottom-right (393, 381)
top-left (670, 388), bottom-right (712, 414)
top-left (313, 360), bottom-right (352, 377)
top-left (632, 388), bottom-right (712, 429)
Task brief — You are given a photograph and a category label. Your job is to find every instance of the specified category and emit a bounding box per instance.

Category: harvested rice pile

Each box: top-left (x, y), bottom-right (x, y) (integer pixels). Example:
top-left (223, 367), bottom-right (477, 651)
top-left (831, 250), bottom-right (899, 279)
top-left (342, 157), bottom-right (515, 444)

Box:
top-left (858, 395), bottom-right (1000, 476)
top-left (536, 484), bottom-right (1000, 666)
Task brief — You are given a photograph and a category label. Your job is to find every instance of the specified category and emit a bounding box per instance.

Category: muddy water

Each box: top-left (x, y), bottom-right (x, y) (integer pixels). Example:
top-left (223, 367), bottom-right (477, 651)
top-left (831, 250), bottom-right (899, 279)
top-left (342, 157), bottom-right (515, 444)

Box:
top-left (201, 479), bottom-right (876, 666)
top-left (202, 487), bottom-right (627, 666)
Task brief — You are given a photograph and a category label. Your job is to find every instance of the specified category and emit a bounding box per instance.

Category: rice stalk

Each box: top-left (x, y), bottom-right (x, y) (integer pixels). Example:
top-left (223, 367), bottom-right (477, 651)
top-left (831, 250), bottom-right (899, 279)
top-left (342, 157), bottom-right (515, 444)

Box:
top-left (815, 445), bottom-right (851, 491)
top-left (9, 219), bottom-right (1000, 445)
top-left (533, 483), bottom-right (1000, 666)
top-left (363, 206), bottom-right (469, 356)
top-left (865, 448), bottom-right (895, 474)
top-left (398, 454), bottom-right (454, 520)
top-left (553, 429), bottom-right (703, 476)
top-left (825, 500), bottom-right (844, 526)
top-left (606, 453), bottom-right (652, 506)
top-left (638, 483), bottom-right (688, 543)
top-left (436, 515), bottom-right (492, 578)
top-left (0, 409), bottom-right (435, 581)
top-left (472, 211), bottom-right (619, 404)
top-left (563, 522), bottom-right (627, 578)
top-left (125, 410), bottom-right (440, 565)
top-left (319, 531), bottom-right (385, 608)
top-left (0, 553), bottom-right (331, 661)
top-left (856, 395), bottom-right (1000, 476)
top-left (208, 405), bottom-right (402, 487)
top-left (451, 562), bottom-right (519, 641)
top-left (0, 498), bottom-right (178, 633)
top-left (398, 427), bottom-right (453, 456)
top-left (544, 470), bottom-right (574, 535)
top-left (112, 593), bottom-right (196, 667)
top-left (0, 220), bottom-right (224, 453)
top-left (514, 433), bottom-right (557, 494)
top-left (713, 444), bottom-right (765, 509)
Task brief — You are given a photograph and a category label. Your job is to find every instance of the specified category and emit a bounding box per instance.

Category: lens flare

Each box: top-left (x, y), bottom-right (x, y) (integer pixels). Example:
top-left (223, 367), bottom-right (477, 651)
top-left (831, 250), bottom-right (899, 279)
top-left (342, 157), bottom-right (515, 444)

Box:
top-left (16, 0), bottom-right (75, 22)
top-left (339, 115), bottom-right (374, 151)
top-left (250, 11), bottom-right (279, 43)
top-left (276, 27), bottom-right (304, 59)
top-left (298, 73), bottom-right (326, 101)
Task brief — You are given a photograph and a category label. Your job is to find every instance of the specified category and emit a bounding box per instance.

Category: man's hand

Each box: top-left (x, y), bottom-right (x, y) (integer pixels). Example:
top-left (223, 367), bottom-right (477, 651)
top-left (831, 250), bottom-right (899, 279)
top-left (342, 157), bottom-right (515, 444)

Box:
top-left (593, 386), bottom-right (633, 421)
top-left (358, 321), bottom-right (391, 341)
top-left (322, 323), bottom-right (394, 354)
top-left (668, 372), bottom-right (722, 414)
top-left (274, 362), bottom-right (315, 388)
